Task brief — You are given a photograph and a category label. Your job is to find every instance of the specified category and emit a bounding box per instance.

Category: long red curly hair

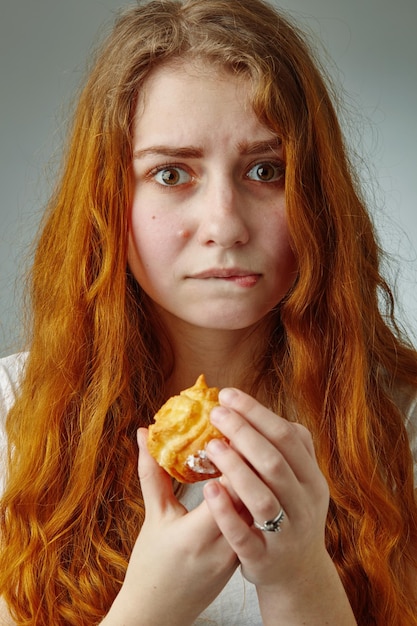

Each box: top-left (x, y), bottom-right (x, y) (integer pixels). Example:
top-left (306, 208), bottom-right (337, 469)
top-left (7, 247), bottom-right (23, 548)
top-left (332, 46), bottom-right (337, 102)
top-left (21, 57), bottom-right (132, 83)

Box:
top-left (1, 0), bottom-right (417, 623)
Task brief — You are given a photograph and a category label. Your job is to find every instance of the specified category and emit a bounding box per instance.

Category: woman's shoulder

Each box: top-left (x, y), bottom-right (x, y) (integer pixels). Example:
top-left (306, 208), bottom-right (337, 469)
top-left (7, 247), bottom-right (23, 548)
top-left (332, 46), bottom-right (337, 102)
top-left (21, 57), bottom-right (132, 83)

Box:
top-left (0, 352), bottom-right (28, 417)
top-left (0, 352), bottom-right (28, 497)
top-left (394, 384), bottom-right (417, 425)
top-left (395, 384), bottom-right (417, 484)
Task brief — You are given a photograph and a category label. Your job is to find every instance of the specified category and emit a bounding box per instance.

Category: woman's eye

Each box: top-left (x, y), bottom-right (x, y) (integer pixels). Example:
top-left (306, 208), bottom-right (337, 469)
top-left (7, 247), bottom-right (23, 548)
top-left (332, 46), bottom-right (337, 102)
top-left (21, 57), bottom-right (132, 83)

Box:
top-left (246, 162), bottom-right (284, 183)
top-left (153, 167), bottom-right (191, 186)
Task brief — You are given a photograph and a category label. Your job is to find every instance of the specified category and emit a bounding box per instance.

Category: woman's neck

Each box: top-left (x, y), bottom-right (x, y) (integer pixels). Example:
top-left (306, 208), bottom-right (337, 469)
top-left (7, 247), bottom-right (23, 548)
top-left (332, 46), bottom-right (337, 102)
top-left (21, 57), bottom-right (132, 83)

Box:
top-left (162, 318), bottom-right (271, 399)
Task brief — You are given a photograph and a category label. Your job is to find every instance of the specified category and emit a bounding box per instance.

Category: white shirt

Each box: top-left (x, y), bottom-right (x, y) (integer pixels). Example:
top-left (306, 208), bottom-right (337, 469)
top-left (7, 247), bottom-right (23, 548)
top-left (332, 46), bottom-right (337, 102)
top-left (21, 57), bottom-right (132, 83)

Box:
top-left (1, 352), bottom-right (417, 625)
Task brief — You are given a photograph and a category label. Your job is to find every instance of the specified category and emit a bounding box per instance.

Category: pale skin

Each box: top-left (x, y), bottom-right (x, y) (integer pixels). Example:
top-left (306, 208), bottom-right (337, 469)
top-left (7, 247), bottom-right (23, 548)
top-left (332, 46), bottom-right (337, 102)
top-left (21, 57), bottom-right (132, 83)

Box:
top-left (2, 59), bottom-right (414, 624)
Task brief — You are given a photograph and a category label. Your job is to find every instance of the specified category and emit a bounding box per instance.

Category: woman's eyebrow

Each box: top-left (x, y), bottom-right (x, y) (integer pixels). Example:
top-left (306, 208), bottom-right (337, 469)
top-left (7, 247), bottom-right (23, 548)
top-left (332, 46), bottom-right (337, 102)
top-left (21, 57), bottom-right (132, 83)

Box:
top-left (237, 137), bottom-right (282, 155)
top-left (133, 146), bottom-right (204, 159)
top-left (133, 137), bottom-right (282, 160)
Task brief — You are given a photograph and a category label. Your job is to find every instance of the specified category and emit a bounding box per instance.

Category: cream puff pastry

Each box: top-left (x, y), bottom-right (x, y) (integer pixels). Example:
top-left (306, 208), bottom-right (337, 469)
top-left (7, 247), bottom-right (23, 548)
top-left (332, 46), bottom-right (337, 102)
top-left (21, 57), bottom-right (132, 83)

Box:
top-left (147, 374), bottom-right (224, 483)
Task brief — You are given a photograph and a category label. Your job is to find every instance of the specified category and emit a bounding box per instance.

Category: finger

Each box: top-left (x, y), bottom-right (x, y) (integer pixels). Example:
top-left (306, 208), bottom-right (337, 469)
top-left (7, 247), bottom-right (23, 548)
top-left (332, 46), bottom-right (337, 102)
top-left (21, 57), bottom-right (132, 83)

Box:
top-left (138, 430), bottom-right (229, 542)
top-left (212, 393), bottom-right (317, 484)
top-left (219, 388), bottom-right (314, 452)
top-left (206, 438), bottom-right (293, 523)
top-left (217, 476), bottom-right (253, 524)
top-left (219, 475), bottom-right (240, 506)
top-left (185, 496), bottom-right (243, 543)
top-left (203, 480), bottom-right (261, 561)
top-left (137, 428), bottom-right (182, 517)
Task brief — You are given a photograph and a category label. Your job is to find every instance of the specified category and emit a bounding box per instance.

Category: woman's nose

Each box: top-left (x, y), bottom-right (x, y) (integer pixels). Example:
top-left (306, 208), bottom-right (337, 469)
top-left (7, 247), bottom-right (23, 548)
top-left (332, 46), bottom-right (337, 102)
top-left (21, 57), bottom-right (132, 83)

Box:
top-left (196, 180), bottom-right (250, 248)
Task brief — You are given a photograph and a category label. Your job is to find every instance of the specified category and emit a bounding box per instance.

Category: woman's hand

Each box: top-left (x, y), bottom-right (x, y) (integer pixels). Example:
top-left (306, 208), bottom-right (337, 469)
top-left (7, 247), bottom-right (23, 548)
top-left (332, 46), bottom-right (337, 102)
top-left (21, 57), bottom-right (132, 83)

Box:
top-left (203, 388), bottom-right (357, 625)
top-left (104, 428), bottom-right (238, 626)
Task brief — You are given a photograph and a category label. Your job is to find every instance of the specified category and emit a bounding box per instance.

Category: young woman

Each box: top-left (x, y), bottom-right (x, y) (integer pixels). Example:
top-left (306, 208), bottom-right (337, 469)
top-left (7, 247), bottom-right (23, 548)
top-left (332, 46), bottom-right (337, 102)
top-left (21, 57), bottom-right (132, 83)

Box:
top-left (1, 0), bottom-right (416, 624)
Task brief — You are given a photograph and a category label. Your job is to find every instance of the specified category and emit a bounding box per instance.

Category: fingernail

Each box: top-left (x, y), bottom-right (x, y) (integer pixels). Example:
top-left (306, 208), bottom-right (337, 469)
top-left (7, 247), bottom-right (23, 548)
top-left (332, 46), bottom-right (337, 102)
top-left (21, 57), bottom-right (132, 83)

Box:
top-left (207, 438), bottom-right (228, 454)
top-left (210, 405), bottom-right (230, 423)
top-left (219, 387), bottom-right (238, 406)
top-left (204, 480), bottom-right (221, 498)
top-left (137, 428), bottom-right (147, 449)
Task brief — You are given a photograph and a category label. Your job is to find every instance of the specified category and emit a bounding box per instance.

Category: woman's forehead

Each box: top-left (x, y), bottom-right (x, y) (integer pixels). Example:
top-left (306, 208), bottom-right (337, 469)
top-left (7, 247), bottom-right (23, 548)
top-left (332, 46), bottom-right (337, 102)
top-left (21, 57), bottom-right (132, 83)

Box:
top-left (131, 61), bottom-right (280, 151)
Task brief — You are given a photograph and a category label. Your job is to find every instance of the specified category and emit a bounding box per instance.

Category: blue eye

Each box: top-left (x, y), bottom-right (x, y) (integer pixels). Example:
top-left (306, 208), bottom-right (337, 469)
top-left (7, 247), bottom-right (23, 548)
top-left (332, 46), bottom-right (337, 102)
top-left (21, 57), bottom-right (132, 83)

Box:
top-left (247, 162), bottom-right (284, 182)
top-left (153, 167), bottom-right (191, 186)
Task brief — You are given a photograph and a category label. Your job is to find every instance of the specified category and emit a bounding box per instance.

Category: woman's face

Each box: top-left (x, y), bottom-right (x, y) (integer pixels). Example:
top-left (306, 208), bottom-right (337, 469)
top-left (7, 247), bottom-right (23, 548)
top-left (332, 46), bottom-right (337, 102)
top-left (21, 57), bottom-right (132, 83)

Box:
top-left (128, 61), bottom-right (297, 333)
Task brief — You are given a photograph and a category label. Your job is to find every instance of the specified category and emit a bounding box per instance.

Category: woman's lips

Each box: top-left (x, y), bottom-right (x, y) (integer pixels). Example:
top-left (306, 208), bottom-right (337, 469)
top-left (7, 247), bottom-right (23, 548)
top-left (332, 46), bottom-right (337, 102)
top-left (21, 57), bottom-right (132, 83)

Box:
top-left (222, 274), bottom-right (260, 287)
top-left (189, 269), bottom-right (261, 287)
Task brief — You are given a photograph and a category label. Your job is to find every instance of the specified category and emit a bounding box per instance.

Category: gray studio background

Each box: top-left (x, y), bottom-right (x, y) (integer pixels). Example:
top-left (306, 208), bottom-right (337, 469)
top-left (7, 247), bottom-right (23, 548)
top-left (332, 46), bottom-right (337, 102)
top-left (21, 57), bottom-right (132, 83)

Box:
top-left (1, 0), bottom-right (416, 357)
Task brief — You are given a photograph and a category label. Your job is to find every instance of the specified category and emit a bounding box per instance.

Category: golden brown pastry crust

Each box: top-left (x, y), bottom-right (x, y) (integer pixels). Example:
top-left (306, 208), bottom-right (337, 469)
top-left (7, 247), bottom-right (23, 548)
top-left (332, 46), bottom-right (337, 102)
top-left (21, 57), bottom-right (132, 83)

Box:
top-left (147, 374), bottom-right (224, 483)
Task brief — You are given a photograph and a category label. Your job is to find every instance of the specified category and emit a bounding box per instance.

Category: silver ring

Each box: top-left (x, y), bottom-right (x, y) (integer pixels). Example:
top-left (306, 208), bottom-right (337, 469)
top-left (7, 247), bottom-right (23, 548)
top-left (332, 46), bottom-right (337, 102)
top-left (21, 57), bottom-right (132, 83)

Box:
top-left (254, 508), bottom-right (285, 533)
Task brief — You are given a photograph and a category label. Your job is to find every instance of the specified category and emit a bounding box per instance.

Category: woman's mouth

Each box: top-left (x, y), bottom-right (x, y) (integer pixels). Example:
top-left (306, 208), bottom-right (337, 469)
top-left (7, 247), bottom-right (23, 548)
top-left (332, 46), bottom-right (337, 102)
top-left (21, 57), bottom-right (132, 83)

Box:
top-left (190, 268), bottom-right (261, 287)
